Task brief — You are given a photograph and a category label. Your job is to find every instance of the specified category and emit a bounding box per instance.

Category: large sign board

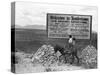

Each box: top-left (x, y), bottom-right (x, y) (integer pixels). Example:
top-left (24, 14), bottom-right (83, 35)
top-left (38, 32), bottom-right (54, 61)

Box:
top-left (47, 13), bottom-right (92, 39)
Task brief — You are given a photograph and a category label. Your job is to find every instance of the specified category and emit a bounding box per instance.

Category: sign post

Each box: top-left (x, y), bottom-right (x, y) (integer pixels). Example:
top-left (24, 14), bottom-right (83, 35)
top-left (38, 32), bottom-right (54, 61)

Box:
top-left (47, 13), bottom-right (92, 39)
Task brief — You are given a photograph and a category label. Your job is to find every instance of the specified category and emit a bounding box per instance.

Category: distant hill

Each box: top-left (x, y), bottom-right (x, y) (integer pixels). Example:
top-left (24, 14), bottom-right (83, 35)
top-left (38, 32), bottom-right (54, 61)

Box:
top-left (11, 25), bottom-right (23, 29)
top-left (24, 25), bottom-right (46, 30)
top-left (12, 25), bottom-right (46, 30)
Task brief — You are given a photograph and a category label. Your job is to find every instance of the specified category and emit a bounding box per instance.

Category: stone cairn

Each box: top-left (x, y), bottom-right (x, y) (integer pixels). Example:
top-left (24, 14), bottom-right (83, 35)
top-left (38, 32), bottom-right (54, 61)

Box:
top-left (31, 45), bottom-right (58, 67)
top-left (80, 45), bottom-right (97, 68)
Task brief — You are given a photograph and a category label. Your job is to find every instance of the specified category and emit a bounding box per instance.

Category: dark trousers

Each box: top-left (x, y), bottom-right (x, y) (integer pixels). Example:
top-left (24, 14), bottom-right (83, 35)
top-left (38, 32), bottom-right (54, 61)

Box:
top-left (68, 44), bottom-right (79, 64)
top-left (70, 51), bottom-right (79, 64)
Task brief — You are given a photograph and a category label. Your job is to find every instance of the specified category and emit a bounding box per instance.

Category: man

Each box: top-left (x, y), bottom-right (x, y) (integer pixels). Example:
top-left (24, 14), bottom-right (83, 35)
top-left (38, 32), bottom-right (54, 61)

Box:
top-left (68, 35), bottom-right (79, 64)
top-left (68, 35), bottom-right (74, 49)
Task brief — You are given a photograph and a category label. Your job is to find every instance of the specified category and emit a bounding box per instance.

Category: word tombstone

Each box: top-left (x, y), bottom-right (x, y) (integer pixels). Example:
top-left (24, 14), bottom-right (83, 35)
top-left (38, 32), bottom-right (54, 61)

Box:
top-left (47, 13), bottom-right (92, 39)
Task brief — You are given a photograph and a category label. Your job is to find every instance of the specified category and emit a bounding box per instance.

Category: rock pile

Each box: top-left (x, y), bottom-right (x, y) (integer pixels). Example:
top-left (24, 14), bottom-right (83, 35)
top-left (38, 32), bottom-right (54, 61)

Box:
top-left (80, 45), bottom-right (97, 68)
top-left (31, 45), bottom-right (58, 66)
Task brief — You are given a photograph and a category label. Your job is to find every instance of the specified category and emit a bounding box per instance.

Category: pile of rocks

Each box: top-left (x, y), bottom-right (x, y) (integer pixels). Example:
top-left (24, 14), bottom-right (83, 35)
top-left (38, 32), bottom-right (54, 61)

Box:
top-left (31, 45), bottom-right (58, 67)
top-left (80, 45), bottom-right (97, 68)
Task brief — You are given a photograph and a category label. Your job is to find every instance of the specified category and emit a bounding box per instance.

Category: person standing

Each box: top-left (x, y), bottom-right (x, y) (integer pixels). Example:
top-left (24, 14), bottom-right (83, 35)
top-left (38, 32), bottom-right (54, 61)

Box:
top-left (68, 35), bottom-right (79, 64)
top-left (68, 35), bottom-right (74, 50)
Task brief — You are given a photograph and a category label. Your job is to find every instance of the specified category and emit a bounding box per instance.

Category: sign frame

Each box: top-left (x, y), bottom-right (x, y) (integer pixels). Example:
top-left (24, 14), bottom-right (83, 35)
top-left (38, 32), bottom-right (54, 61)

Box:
top-left (47, 13), bottom-right (92, 39)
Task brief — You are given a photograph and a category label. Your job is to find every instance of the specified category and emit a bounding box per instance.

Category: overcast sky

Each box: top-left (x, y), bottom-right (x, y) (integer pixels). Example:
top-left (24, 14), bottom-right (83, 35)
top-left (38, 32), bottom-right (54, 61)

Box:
top-left (15, 2), bottom-right (98, 32)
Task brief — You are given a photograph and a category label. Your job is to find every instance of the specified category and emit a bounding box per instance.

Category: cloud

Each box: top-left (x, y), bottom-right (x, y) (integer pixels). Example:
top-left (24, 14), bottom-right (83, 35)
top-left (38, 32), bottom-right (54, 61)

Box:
top-left (80, 6), bottom-right (97, 12)
top-left (15, 2), bottom-right (98, 32)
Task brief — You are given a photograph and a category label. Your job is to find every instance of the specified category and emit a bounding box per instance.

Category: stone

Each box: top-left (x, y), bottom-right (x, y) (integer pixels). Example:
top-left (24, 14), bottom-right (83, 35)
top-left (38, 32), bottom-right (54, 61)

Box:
top-left (31, 45), bottom-right (58, 66)
top-left (80, 45), bottom-right (97, 68)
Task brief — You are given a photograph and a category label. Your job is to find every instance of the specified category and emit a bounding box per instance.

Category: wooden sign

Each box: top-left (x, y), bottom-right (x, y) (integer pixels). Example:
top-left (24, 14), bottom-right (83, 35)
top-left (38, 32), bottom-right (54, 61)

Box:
top-left (47, 13), bottom-right (92, 39)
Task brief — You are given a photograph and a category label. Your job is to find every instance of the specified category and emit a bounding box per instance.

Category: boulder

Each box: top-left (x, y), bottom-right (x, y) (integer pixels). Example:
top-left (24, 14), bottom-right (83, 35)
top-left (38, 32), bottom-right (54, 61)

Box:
top-left (80, 45), bottom-right (97, 68)
top-left (31, 45), bottom-right (58, 66)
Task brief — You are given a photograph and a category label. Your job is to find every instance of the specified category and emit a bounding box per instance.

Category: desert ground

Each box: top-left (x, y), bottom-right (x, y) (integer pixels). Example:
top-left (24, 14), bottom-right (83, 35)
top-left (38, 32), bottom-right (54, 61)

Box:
top-left (14, 51), bottom-right (84, 74)
top-left (11, 28), bottom-right (97, 73)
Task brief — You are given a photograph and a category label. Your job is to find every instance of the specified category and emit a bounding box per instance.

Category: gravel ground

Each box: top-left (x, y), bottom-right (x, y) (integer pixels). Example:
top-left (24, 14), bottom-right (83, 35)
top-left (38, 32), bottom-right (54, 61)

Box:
top-left (15, 52), bottom-right (84, 74)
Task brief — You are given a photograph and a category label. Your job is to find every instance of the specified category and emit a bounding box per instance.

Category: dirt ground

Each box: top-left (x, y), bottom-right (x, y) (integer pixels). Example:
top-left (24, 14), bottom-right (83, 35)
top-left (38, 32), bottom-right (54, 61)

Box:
top-left (15, 52), bottom-right (84, 74)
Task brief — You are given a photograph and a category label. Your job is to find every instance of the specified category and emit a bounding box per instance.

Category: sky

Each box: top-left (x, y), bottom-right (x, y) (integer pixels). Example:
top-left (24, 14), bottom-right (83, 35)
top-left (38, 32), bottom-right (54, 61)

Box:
top-left (15, 2), bottom-right (98, 32)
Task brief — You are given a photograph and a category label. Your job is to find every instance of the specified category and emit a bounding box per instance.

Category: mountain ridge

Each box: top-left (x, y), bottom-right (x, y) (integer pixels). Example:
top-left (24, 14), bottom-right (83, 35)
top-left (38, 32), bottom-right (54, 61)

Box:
top-left (12, 25), bottom-right (46, 30)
